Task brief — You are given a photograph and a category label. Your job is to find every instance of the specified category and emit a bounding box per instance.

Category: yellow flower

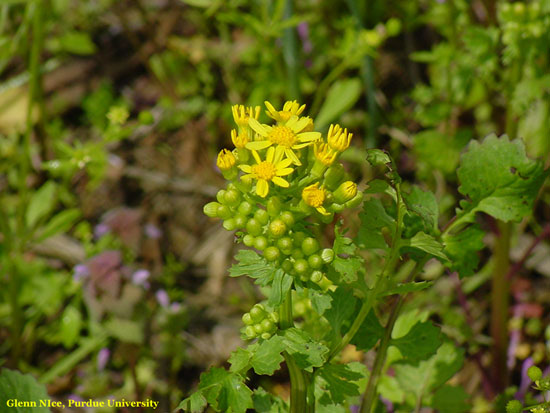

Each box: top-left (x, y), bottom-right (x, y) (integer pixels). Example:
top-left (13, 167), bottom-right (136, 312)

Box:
top-left (239, 147), bottom-right (294, 198)
top-left (327, 124), bottom-right (353, 152)
top-left (314, 142), bottom-right (337, 166)
top-left (231, 129), bottom-right (249, 148)
top-left (217, 149), bottom-right (236, 171)
top-left (302, 183), bottom-right (329, 215)
top-left (232, 105), bottom-right (261, 127)
top-left (247, 116), bottom-right (321, 165)
top-left (265, 100), bottom-right (306, 123)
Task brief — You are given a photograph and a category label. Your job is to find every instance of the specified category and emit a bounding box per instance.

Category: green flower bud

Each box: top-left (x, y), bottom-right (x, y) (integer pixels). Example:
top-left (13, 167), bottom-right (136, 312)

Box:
top-left (308, 254), bottom-right (323, 269)
top-left (242, 313), bottom-right (253, 325)
top-left (385, 17), bottom-right (401, 37)
top-left (302, 237), bottom-right (320, 256)
top-left (324, 163), bottom-right (346, 190)
top-left (203, 202), bottom-right (221, 218)
top-left (293, 259), bottom-right (309, 274)
top-left (536, 377), bottom-right (550, 391)
top-left (138, 110), bottom-right (154, 125)
top-left (254, 323), bottom-right (264, 334)
top-left (277, 237), bottom-right (294, 253)
top-left (329, 203), bottom-right (345, 213)
top-left (291, 249), bottom-right (304, 260)
top-left (280, 211), bottom-right (295, 227)
top-left (223, 219), bottom-right (237, 231)
top-left (320, 212), bottom-right (334, 224)
top-left (310, 270), bottom-right (323, 283)
top-left (345, 192), bottom-right (363, 208)
top-left (333, 181), bottom-right (358, 204)
top-left (261, 319), bottom-right (275, 333)
top-left (269, 219), bottom-right (287, 238)
top-left (267, 197), bottom-right (282, 216)
top-left (238, 201), bottom-right (253, 216)
top-left (292, 232), bottom-right (307, 247)
top-left (243, 234), bottom-right (255, 247)
top-left (254, 236), bottom-right (268, 251)
top-left (234, 214), bottom-right (246, 228)
top-left (264, 246), bottom-right (280, 262)
top-left (513, 2), bottom-right (525, 16)
top-left (245, 326), bottom-right (256, 339)
top-left (528, 365), bottom-right (543, 382)
top-left (260, 332), bottom-right (272, 340)
top-left (246, 218), bottom-right (263, 236)
top-left (250, 304), bottom-right (265, 322)
top-left (268, 312), bottom-right (279, 324)
top-left (282, 259), bottom-right (293, 273)
top-left (224, 189), bottom-right (241, 206)
top-left (216, 189), bottom-right (227, 204)
top-left (254, 209), bottom-right (269, 225)
top-left (505, 400), bottom-right (522, 413)
top-left (321, 248), bottom-right (335, 263)
top-left (217, 204), bottom-right (232, 219)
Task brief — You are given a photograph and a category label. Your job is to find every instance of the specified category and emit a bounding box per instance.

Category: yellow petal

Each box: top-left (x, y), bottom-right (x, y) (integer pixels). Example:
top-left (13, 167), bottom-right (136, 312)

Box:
top-left (246, 140), bottom-right (271, 150)
top-left (251, 150), bottom-right (262, 164)
top-left (266, 146), bottom-right (275, 163)
top-left (297, 131), bottom-right (321, 142)
top-left (276, 157), bottom-right (293, 169)
top-left (248, 118), bottom-right (268, 136)
top-left (290, 116), bottom-right (311, 133)
top-left (256, 179), bottom-right (269, 197)
top-left (272, 176), bottom-right (289, 187)
top-left (276, 167), bottom-right (294, 176)
top-left (239, 165), bottom-right (252, 173)
top-left (285, 148), bottom-right (302, 166)
top-left (264, 101), bottom-right (277, 118)
top-left (316, 206), bottom-right (330, 216)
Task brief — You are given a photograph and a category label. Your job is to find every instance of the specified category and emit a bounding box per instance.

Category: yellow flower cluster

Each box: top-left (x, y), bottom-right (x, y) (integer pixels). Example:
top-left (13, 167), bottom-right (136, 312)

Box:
top-left (215, 101), bottom-right (359, 214)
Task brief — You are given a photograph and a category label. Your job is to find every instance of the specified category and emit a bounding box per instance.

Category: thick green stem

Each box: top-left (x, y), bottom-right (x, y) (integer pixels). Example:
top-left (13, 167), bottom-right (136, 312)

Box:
top-left (491, 220), bottom-right (511, 391)
top-left (280, 290), bottom-right (313, 412)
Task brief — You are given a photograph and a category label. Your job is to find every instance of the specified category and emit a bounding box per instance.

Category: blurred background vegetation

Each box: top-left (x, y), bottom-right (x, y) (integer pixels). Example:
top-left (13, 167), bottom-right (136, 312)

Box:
top-left (0, 0), bottom-right (549, 411)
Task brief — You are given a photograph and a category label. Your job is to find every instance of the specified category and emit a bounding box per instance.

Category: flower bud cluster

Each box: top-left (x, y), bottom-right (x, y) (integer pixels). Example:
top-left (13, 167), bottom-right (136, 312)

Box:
top-left (242, 304), bottom-right (279, 340)
top-left (204, 101), bottom-right (362, 338)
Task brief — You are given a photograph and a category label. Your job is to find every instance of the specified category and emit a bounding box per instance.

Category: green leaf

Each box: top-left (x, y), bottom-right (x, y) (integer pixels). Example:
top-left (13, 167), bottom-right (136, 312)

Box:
top-left (316, 363), bottom-right (364, 404)
top-left (429, 385), bottom-right (471, 413)
top-left (393, 341), bottom-right (464, 409)
top-left (58, 31), bottom-right (97, 55)
top-left (324, 288), bottom-right (357, 338)
top-left (316, 78), bottom-right (362, 128)
top-left (178, 392), bottom-right (207, 413)
top-left (403, 186), bottom-right (439, 234)
top-left (356, 198), bottom-right (394, 250)
top-left (350, 310), bottom-right (384, 351)
top-left (308, 288), bottom-right (332, 315)
top-left (443, 224), bottom-right (485, 277)
top-left (366, 149), bottom-right (392, 166)
top-left (329, 226), bottom-right (363, 283)
top-left (197, 368), bottom-right (253, 413)
top-left (228, 347), bottom-right (252, 374)
top-left (402, 232), bottom-right (447, 260)
top-left (268, 269), bottom-right (293, 307)
top-left (413, 129), bottom-right (469, 176)
top-left (26, 181), bottom-right (57, 228)
top-left (250, 336), bottom-right (286, 375)
top-left (58, 305), bottom-right (82, 348)
top-left (35, 209), bottom-right (80, 242)
top-left (252, 388), bottom-right (287, 412)
top-left (281, 328), bottom-right (329, 371)
top-left (0, 369), bottom-right (51, 413)
top-left (456, 134), bottom-right (548, 223)
top-left (229, 250), bottom-right (275, 286)
top-left (390, 321), bottom-right (441, 362)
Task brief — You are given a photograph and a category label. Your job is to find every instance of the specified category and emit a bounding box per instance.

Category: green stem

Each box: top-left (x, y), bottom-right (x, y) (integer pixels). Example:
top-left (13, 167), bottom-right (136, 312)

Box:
top-left (360, 258), bottom-right (427, 413)
top-left (491, 220), bottom-right (511, 391)
top-left (328, 184), bottom-right (406, 361)
top-left (280, 290), bottom-right (313, 412)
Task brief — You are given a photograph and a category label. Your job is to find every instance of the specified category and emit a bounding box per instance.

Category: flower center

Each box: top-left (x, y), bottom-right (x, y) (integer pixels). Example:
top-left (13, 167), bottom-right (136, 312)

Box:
top-left (303, 187), bottom-right (325, 207)
top-left (269, 126), bottom-right (296, 147)
top-left (252, 161), bottom-right (276, 180)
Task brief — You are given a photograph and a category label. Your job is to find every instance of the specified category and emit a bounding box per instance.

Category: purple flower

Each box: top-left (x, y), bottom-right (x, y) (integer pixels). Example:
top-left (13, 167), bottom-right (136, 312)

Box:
top-left (97, 348), bottom-right (110, 371)
top-left (144, 223), bottom-right (162, 239)
top-left (156, 290), bottom-right (170, 308)
top-left (515, 357), bottom-right (534, 401)
top-left (73, 264), bottom-right (90, 282)
top-left (297, 22), bottom-right (313, 54)
top-left (170, 302), bottom-right (182, 313)
top-left (94, 223), bottom-right (111, 239)
top-left (67, 394), bottom-right (84, 403)
top-left (132, 269), bottom-right (150, 288)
